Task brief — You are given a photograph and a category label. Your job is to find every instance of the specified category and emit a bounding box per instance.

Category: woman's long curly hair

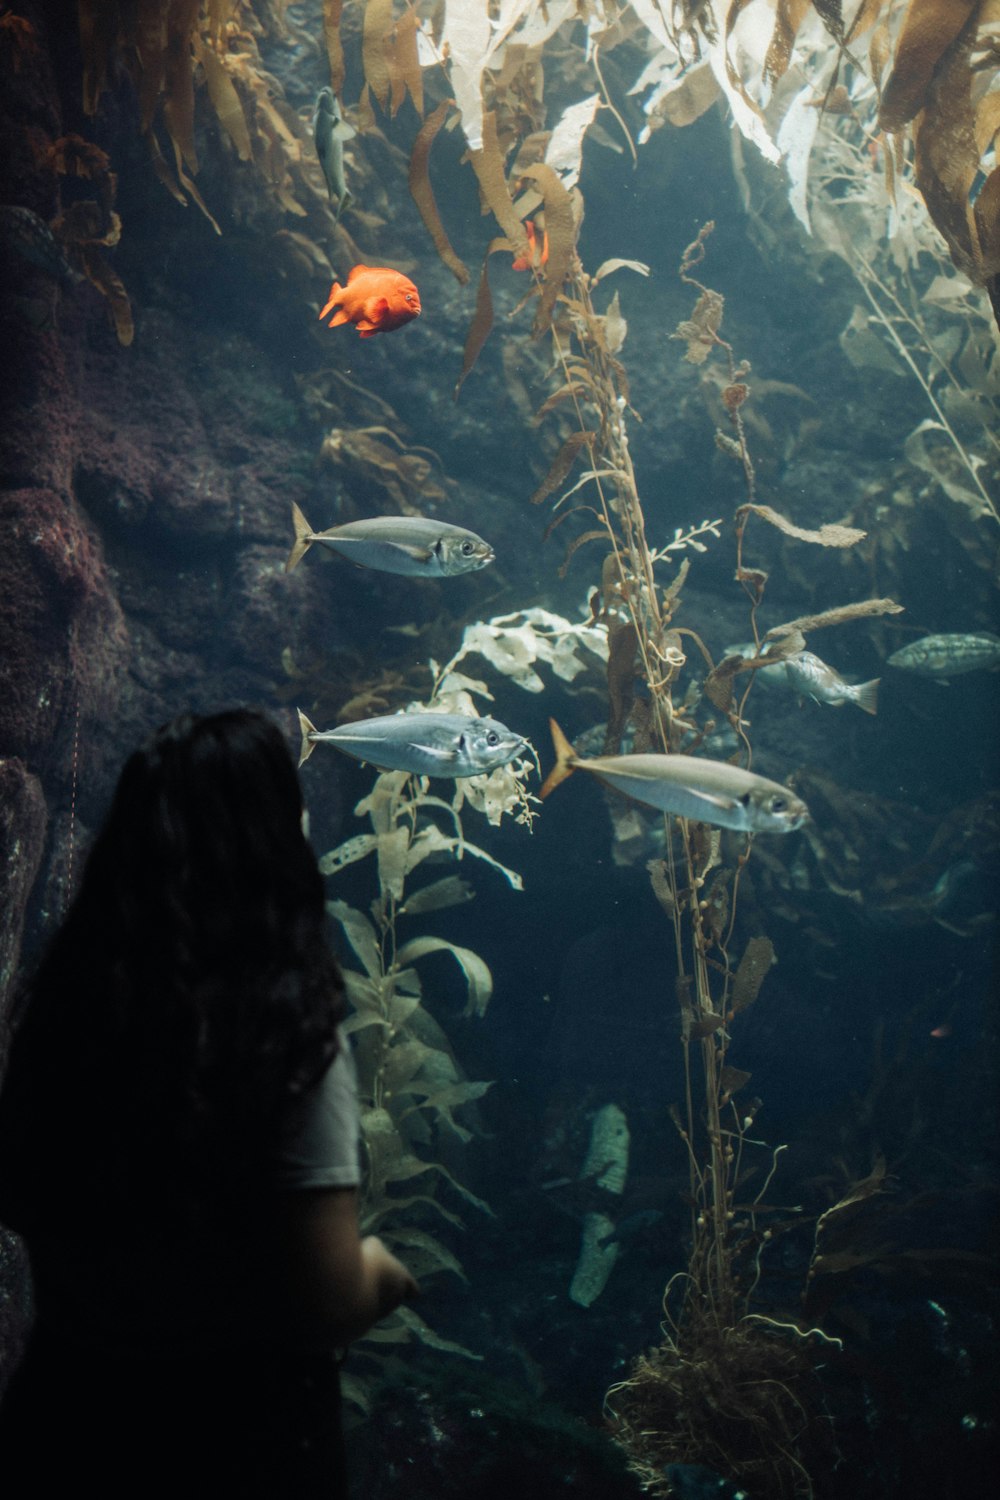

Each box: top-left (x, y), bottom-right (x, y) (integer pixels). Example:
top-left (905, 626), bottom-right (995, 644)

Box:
top-left (1, 709), bottom-right (345, 1209)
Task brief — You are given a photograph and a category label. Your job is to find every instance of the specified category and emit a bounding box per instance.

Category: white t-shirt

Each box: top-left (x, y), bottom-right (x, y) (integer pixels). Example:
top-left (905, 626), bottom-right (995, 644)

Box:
top-left (271, 1031), bottom-right (362, 1190)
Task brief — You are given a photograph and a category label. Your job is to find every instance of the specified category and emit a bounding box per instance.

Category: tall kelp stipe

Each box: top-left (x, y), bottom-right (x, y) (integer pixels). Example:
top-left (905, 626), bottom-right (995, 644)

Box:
top-left (517, 216), bottom-right (906, 1492)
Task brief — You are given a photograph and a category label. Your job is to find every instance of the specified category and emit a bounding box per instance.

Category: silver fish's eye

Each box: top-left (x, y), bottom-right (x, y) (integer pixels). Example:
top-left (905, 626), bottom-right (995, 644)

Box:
top-left (486, 730), bottom-right (499, 746)
top-left (770, 795), bottom-right (788, 813)
top-left (461, 539), bottom-right (475, 554)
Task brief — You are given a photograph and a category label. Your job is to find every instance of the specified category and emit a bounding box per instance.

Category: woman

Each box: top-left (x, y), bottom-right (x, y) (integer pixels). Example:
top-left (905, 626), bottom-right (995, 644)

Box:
top-left (0, 708), bottom-right (417, 1496)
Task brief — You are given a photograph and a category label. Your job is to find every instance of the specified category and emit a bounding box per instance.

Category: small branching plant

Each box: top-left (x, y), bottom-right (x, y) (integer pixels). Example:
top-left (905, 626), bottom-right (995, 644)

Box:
top-left (317, 614), bottom-right (606, 1408)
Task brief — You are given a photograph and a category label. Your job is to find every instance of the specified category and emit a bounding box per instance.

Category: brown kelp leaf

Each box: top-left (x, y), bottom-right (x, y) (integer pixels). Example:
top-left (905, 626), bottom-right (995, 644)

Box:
top-left (559, 528), bottom-right (615, 578)
top-left (409, 101), bottom-right (469, 285)
top-left (720, 0), bottom-right (772, 122)
top-left (975, 91), bottom-right (1000, 159)
top-left (765, 599), bottom-right (903, 638)
top-left (663, 557), bottom-right (690, 610)
top-left (730, 936), bottom-right (776, 1017)
top-left (719, 1066), bottom-right (752, 1100)
top-left (136, 0), bottom-right (167, 132)
top-left (869, 19), bottom-right (892, 89)
top-left (80, 244), bottom-right (133, 346)
top-left (162, 0), bottom-right (199, 176)
top-left (194, 35), bottom-right (252, 161)
top-left (469, 112), bottom-right (531, 263)
top-left (323, 0), bottom-right (345, 97)
top-left (592, 258), bottom-right (650, 282)
top-left (542, 504), bottom-right (601, 545)
top-left (362, 0), bottom-right (393, 111)
top-left (878, 0), bottom-right (978, 135)
top-left (647, 859), bottom-right (677, 917)
top-left (703, 654), bottom-right (743, 713)
top-left (454, 236), bottom-right (512, 399)
top-left (530, 430), bottom-right (595, 506)
top-left (846, 0), bottom-right (891, 43)
top-left (385, 7), bottom-right (423, 118)
top-left (736, 503), bottom-right (866, 547)
top-left (78, 0), bottom-right (112, 116)
top-left (814, 1155), bottom-right (889, 1238)
top-left (517, 163), bottom-right (576, 335)
top-left (701, 873), bottom-right (729, 946)
top-left (532, 382), bottom-right (589, 422)
top-left (690, 1012), bottom-right (726, 1039)
top-left (658, 60), bottom-right (721, 126)
top-left (171, 138), bottom-right (221, 233)
top-left (146, 127), bottom-right (188, 206)
top-left (913, 16), bottom-right (1000, 294)
top-left (672, 287), bottom-right (724, 363)
top-left (764, 0), bottom-right (812, 82)
top-left (606, 619), bottom-right (638, 742)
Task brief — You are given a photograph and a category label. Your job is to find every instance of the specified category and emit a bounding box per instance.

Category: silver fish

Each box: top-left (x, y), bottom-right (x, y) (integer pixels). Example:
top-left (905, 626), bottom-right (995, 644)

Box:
top-left (298, 709), bottom-right (526, 776)
top-left (887, 632), bottom-right (1000, 679)
top-left (542, 720), bottom-right (808, 834)
top-left (312, 88), bottom-right (355, 221)
top-left (286, 503), bottom-right (494, 576)
top-left (0, 204), bottom-right (82, 283)
top-left (778, 651), bottom-right (879, 714)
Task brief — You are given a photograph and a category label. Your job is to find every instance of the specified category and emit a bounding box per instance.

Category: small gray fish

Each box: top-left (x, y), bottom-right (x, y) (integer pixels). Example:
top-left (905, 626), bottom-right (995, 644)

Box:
top-left (312, 88), bottom-right (356, 221)
top-left (542, 720), bottom-right (808, 835)
top-left (887, 631), bottom-right (1000, 679)
top-left (286, 503), bottom-right (494, 577)
top-left (779, 651), bottom-right (879, 714)
top-left (0, 204), bottom-right (83, 284)
top-left (298, 709), bottom-right (526, 777)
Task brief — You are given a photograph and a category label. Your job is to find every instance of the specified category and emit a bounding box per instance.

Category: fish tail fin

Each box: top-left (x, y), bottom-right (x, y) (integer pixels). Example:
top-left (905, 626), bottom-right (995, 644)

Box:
top-left (286, 502), bottom-right (314, 573)
top-left (297, 708), bottom-right (317, 768)
top-left (318, 281), bottom-right (344, 321)
top-left (540, 718), bottom-right (577, 800)
top-left (854, 678), bottom-right (880, 715)
top-left (512, 219), bottom-right (535, 272)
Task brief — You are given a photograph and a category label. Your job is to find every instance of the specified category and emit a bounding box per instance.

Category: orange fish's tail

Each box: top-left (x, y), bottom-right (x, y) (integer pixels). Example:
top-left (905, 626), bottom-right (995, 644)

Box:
top-left (285, 502), bottom-right (314, 573)
top-left (318, 281), bottom-right (346, 322)
top-left (540, 718), bottom-right (578, 799)
top-left (512, 219), bottom-right (549, 273)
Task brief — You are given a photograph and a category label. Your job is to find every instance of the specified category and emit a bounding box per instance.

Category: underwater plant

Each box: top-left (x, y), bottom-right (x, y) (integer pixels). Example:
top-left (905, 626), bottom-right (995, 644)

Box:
top-left (497, 205), bottom-right (910, 1490)
top-left (314, 613), bottom-right (611, 1403)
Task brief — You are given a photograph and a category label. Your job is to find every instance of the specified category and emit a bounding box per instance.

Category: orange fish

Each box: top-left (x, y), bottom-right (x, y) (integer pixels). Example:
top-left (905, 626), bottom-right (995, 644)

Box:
top-left (512, 218), bottom-right (549, 272)
top-left (318, 264), bottom-right (421, 338)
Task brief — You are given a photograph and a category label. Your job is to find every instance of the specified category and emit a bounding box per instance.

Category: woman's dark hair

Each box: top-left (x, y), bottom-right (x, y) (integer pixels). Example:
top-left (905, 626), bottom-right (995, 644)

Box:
top-left (1, 709), bottom-right (344, 1205)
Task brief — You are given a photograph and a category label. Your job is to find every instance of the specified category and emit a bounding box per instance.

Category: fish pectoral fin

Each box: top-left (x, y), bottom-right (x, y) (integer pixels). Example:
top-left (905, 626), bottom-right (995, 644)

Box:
top-left (391, 542), bottom-right (434, 563)
top-left (686, 787), bottom-right (740, 815)
top-left (318, 283), bottom-right (344, 320)
top-left (364, 296), bottom-right (389, 323)
top-left (333, 121), bottom-right (356, 141)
